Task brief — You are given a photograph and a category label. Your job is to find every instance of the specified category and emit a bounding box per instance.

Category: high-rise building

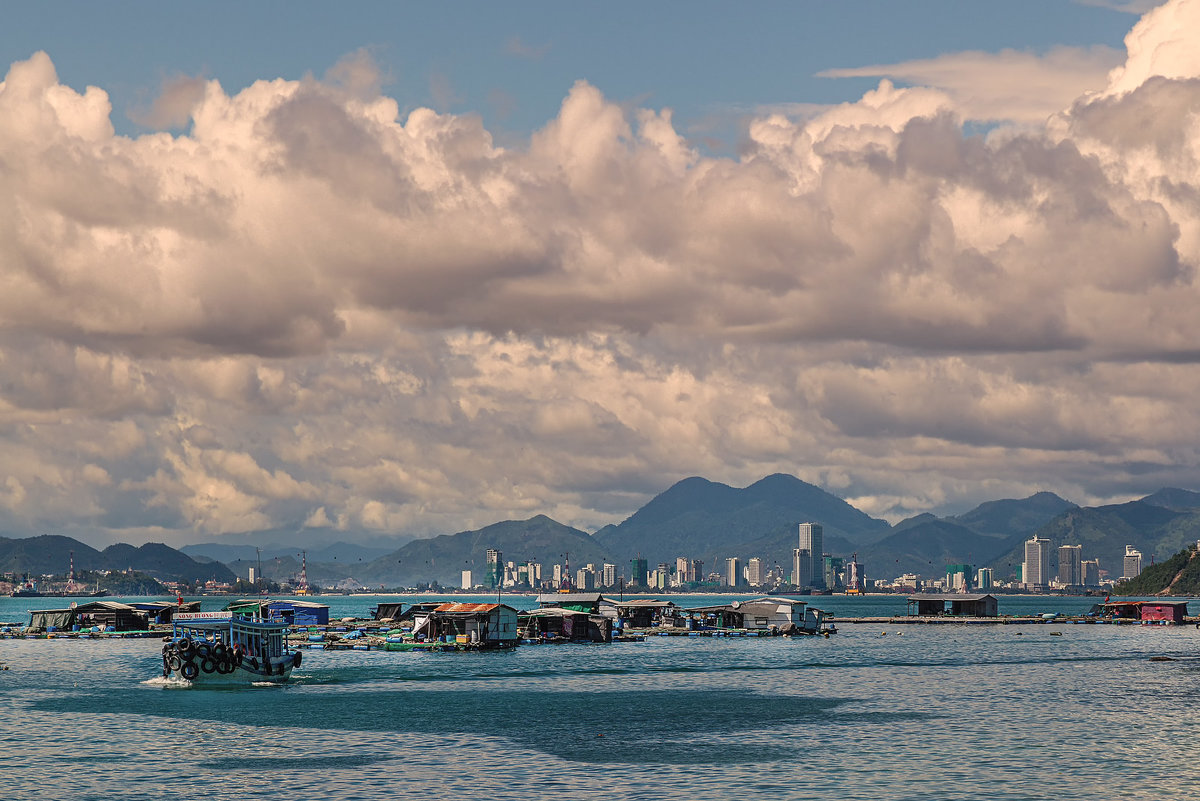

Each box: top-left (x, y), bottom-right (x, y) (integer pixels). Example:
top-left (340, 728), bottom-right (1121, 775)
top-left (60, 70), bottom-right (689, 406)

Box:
top-left (792, 548), bottom-right (811, 588)
top-left (1057, 545), bottom-right (1083, 586)
top-left (630, 557), bottom-right (648, 588)
top-left (975, 567), bottom-right (993, 590)
top-left (824, 555), bottom-right (844, 590)
top-left (461, 570), bottom-right (473, 590)
top-left (485, 549), bottom-right (502, 589)
top-left (691, 559), bottom-right (704, 584)
top-left (946, 564), bottom-right (973, 592)
top-left (576, 567), bottom-right (595, 590)
top-left (798, 523), bottom-right (825, 588)
top-left (1123, 546), bottom-right (1143, 579)
top-left (1023, 536), bottom-right (1050, 587)
top-left (747, 557), bottom-right (764, 586)
top-left (602, 563), bottom-right (617, 588)
top-left (1082, 559), bottom-right (1101, 586)
top-left (675, 557), bottom-right (691, 583)
top-left (725, 557), bottom-right (742, 588)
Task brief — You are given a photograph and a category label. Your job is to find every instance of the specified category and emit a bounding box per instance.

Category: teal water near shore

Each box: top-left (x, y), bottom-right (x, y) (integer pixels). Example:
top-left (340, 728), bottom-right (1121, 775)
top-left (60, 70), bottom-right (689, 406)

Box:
top-left (2, 594), bottom-right (1199, 800)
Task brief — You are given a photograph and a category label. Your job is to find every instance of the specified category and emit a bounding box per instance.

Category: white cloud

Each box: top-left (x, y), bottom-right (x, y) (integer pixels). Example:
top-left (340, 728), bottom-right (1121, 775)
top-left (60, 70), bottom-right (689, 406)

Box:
top-left (3, 0), bottom-right (1200, 545)
top-left (819, 46), bottom-right (1122, 123)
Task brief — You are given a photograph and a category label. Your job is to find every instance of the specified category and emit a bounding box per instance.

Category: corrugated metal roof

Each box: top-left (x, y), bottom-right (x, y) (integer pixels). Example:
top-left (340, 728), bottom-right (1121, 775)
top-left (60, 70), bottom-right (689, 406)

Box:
top-left (907, 594), bottom-right (997, 602)
top-left (613, 599), bottom-right (676, 608)
top-left (434, 603), bottom-right (500, 613)
top-left (537, 593), bottom-right (603, 604)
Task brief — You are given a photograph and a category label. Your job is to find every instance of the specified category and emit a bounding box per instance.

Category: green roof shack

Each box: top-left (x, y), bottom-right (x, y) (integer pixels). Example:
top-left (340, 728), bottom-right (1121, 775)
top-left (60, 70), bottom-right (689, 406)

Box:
top-left (907, 593), bottom-right (999, 617)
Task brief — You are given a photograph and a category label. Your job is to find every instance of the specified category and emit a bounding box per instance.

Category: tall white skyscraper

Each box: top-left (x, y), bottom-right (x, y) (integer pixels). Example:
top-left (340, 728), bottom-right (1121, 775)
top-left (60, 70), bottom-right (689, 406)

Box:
top-left (1057, 545), bottom-right (1082, 586)
top-left (1023, 536), bottom-right (1050, 587)
top-left (1123, 545), bottom-right (1143, 579)
top-left (747, 557), bottom-right (764, 586)
top-left (798, 523), bottom-right (824, 588)
top-left (725, 557), bottom-right (742, 588)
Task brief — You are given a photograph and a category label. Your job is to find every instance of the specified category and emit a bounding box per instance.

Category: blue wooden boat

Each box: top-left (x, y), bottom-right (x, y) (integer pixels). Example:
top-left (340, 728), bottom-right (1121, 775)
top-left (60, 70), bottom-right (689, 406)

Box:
top-left (159, 609), bottom-right (300, 684)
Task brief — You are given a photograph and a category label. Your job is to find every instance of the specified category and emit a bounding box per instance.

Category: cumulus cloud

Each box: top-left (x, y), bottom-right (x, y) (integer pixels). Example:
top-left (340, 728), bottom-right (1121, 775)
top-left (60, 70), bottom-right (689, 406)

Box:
top-left (2, 0), bottom-right (1200, 543)
top-left (819, 46), bottom-right (1123, 124)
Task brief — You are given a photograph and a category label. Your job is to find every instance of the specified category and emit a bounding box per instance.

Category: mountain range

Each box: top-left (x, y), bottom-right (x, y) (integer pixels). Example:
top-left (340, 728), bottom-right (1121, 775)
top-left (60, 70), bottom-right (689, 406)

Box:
top-left (3, 476), bottom-right (1199, 589)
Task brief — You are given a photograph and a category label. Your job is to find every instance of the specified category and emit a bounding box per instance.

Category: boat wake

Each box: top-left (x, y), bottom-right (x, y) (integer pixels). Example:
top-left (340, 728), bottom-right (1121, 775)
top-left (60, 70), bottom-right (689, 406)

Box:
top-left (142, 675), bottom-right (192, 688)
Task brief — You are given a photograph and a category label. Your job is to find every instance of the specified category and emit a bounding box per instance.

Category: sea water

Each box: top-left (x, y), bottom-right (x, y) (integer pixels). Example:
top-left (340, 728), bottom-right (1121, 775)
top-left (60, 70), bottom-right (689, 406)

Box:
top-left (1, 594), bottom-right (1198, 800)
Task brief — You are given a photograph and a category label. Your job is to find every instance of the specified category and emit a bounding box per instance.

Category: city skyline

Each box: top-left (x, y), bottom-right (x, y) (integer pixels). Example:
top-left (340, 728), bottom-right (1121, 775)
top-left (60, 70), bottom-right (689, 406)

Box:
top-left (3, 2), bottom-right (1200, 549)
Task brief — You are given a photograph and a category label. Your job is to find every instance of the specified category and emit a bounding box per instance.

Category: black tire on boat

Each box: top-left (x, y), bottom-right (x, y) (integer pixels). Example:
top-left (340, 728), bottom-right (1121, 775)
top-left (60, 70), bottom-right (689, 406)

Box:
top-left (292, 651), bottom-right (302, 668)
top-left (195, 642), bottom-right (211, 660)
top-left (162, 643), bottom-right (171, 656)
top-left (180, 661), bottom-right (199, 680)
top-left (211, 643), bottom-right (227, 661)
top-left (167, 654), bottom-right (182, 671)
top-left (176, 638), bottom-right (194, 659)
top-left (247, 657), bottom-right (258, 671)
top-left (200, 657), bottom-right (217, 674)
top-left (234, 651), bottom-right (244, 667)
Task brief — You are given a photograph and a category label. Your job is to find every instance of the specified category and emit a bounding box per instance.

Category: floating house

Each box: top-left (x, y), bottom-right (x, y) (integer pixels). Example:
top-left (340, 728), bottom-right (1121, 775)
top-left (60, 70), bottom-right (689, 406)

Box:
top-left (605, 599), bottom-right (679, 628)
top-left (1141, 601), bottom-right (1188, 623)
top-left (536, 593), bottom-right (605, 614)
top-left (518, 608), bottom-right (613, 642)
top-left (28, 601), bottom-right (150, 632)
top-left (128, 600), bottom-right (200, 625)
top-left (907, 594), bottom-right (999, 617)
top-left (683, 597), bottom-right (832, 634)
top-left (225, 599), bottom-right (330, 626)
top-left (411, 603), bottom-right (519, 646)
top-left (1101, 600), bottom-right (1188, 623)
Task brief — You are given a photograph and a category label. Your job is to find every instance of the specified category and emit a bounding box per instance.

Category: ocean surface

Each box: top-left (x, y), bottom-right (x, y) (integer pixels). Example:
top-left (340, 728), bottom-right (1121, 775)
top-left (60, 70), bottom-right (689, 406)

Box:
top-left (2, 593), bottom-right (1198, 800)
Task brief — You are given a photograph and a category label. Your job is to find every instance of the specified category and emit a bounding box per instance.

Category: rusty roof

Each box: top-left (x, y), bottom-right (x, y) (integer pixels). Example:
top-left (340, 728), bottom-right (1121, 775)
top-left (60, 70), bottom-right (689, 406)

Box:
top-left (434, 602), bottom-right (500, 613)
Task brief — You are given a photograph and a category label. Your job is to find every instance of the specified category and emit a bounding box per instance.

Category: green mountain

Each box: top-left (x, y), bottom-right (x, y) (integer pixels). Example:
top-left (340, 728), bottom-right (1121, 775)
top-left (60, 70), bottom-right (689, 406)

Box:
top-left (592, 473), bottom-right (889, 569)
top-left (0, 535), bottom-right (234, 584)
top-left (1140, 488), bottom-right (1200, 512)
top-left (102, 542), bottom-right (237, 584)
top-left (355, 515), bottom-right (618, 588)
top-left (950, 492), bottom-right (1077, 538)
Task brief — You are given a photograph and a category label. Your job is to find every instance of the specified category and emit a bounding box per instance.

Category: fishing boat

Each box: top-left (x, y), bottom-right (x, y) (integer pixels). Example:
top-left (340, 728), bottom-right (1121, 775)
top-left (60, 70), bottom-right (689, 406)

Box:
top-left (159, 608), bottom-right (300, 684)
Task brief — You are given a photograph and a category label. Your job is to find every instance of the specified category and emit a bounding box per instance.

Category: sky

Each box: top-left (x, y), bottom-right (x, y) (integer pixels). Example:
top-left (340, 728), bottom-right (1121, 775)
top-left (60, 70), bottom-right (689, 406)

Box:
top-left (2, 0), bottom-right (1200, 548)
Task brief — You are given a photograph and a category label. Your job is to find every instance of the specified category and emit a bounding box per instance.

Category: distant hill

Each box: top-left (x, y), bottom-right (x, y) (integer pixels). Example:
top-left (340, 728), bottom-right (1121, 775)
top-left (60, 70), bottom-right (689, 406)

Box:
top-left (858, 516), bottom-right (1014, 578)
top-left (0, 535), bottom-right (234, 584)
top-left (182, 539), bottom-right (395, 565)
top-left (1139, 488), bottom-right (1200, 512)
top-left (592, 474), bottom-right (890, 569)
top-left (950, 492), bottom-right (1077, 538)
top-left (356, 515), bottom-right (618, 588)
top-left (102, 542), bottom-right (236, 583)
